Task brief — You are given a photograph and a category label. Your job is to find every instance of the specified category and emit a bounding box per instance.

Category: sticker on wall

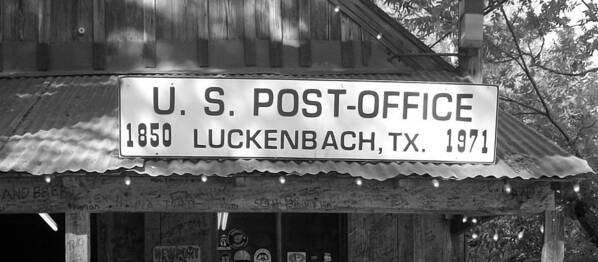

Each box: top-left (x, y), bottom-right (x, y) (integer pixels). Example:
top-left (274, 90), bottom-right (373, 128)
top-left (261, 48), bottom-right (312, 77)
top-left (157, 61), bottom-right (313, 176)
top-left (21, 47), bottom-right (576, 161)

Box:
top-left (228, 229), bottom-right (248, 249)
top-left (217, 233), bottom-right (231, 250)
top-left (220, 253), bottom-right (230, 262)
top-left (323, 252), bottom-right (332, 262)
top-left (153, 245), bottom-right (200, 262)
top-left (233, 250), bottom-right (251, 262)
top-left (254, 248), bottom-right (272, 262)
top-left (287, 252), bottom-right (307, 262)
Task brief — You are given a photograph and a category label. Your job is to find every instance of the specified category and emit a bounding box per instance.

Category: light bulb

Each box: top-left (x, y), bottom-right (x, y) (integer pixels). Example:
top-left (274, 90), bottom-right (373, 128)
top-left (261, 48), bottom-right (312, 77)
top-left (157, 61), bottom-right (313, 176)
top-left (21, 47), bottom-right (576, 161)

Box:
top-left (376, 33), bottom-right (382, 40)
top-left (44, 175), bottom-right (52, 184)
top-left (472, 233), bottom-right (478, 239)
top-left (355, 178), bottom-right (363, 186)
top-left (493, 232), bottom-right (499, 241)
top-left (573, 183), bottom-right (580, 193)
top-left (334, 6), bottom-right (340, 13)
top-left (124, 176), bottom-right (131, 186)
top-left (517, 230), bottom-right (524, 239)
top-left (462, 216), bottom-right (468, 223)
top-left (279, 176), bottom-right (286, 184)
top-left (504, 183), bottom-right (512, 194)
top-left (201, 175), bottom-right (208, 183)
top-left (472, 218), bottom-right (478, 224)
top-left (432, 179), bottom-right (440, 188)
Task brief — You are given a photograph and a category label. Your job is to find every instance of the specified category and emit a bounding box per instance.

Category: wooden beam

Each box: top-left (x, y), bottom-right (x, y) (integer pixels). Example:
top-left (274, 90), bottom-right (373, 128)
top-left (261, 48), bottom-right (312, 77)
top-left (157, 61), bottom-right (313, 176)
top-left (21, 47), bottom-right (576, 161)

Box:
top-left (66, 212), bottom-right (91, 262)
top-left (92, 0), bottom-right (106, 70)
top-left (0, 175), bottom-right (555, 214)
top-left (541, 210), bottom-right (565, 262)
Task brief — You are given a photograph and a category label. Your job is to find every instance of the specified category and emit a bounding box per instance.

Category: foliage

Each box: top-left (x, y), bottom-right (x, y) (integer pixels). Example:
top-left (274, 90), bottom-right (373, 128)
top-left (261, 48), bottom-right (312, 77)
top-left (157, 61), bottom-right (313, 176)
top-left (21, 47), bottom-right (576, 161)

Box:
top-left (377, 0), bottom-right (598, 260)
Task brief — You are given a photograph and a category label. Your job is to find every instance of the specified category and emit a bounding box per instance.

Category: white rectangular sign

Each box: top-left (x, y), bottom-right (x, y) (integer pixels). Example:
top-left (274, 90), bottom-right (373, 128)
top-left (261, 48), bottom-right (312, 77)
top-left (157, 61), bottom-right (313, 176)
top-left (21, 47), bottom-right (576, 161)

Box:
top-left (120, 77), bottom-right (498, 163)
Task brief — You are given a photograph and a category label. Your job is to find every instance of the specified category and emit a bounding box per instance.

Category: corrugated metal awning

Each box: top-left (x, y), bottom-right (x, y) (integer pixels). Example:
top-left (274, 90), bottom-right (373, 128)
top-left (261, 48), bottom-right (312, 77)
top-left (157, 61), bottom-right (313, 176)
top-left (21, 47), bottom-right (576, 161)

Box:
top-left (0, 73), bottom-right (593, 179)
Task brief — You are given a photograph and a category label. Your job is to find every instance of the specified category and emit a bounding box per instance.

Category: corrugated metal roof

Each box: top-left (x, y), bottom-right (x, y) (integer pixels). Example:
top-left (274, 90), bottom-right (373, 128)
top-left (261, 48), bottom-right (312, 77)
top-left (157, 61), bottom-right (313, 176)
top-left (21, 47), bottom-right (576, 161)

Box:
top-left (0, 73), bottom-right (593, 179)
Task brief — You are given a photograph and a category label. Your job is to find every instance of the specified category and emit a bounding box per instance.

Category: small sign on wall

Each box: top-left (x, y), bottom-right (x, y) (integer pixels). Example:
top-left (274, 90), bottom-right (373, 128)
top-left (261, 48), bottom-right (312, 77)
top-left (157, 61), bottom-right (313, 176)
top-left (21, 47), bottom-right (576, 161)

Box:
top-left (153, 245), bottom-right (200, 262)
top-left (287, 252), bottom-right (307, 262)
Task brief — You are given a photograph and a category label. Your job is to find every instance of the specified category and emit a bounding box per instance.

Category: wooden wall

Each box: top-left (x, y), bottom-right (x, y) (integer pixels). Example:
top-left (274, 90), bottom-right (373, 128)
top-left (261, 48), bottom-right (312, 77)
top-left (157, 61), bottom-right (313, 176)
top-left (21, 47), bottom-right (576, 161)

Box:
top-left (97, 212), bottom-right (216, 262)
top-left (348, 214), bottom-right (456, 262)
top-left (0, 0), bottom-right (399, 72)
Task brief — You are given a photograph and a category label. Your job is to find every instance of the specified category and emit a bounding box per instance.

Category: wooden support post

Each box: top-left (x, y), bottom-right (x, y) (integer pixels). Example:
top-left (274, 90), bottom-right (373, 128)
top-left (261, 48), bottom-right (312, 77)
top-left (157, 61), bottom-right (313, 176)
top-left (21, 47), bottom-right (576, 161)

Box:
top-left (541, 210), bottom-right (565, 262)
top-left (0, 0), bottom-right (3, 72)
top-left (66, 212), bottom-right (91, 262)
top-left (450, 231), bottom-right (465, 262)
top-left (458, 0), bottom-right (483, 83)
top-left (276, 212), bottom-right (283, 262)
top-left (92, 0), bottom-right (106, 70)
top-left (144, 213), bottom-right (161, 262)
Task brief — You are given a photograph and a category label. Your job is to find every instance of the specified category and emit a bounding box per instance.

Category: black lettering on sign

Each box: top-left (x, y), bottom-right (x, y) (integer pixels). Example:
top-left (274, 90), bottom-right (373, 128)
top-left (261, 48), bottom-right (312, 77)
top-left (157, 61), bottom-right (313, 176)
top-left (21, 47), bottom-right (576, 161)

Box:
top-left (228, 129), bottom-right (243, 148)
top-left (456, 93), bottom-right (473, 122)
top-left (204, 87), bottom-right (224, 116)
top-left (302, 89), bottom-right (322, 117)
top-left (254, 89), bottom-right (273, 116)
top-left (281, 130), bottom-right (299, 149)
top-left (382, 91), bottom-right (400, 118)
top-left (432, 93), bottom-right (452, 121)
top-left (278, 89), bottom-right (299, 116)
top-left (327, 89), bottom-right (347, 117)
top-left (153, 85), bottom-right (175, 114)
top-left (358, 91), bottom-right (378, 118)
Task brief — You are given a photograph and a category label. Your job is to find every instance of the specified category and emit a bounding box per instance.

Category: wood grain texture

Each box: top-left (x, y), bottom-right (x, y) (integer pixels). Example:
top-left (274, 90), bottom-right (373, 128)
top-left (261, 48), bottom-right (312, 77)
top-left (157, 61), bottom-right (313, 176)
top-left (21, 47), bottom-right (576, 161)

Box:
top-left (196, 0), bottom-right (209, 66)
top-left (310, 0), bottom-right (328, 40)
top-left (328, 2), bottom-right (340, 40)
top-left (157, 213), bottom-right (215, 262)
top-left (413, 214), bottom-right (451, 262)
top-left (226, 0), bottom-right (243, 40)
top-left (255, 0), bottom-right (269, 40)
top-left (243, 0), bottom-right (256, 66)
top-left (66, 212), bottom-right (91, 262)
top-left (92, 0), bottom-right (106, 70)
top-left (281, 0), bottom-right (297, 40)
top-left (298, 0), bottom-right (310, 66)
top-left (268, 0), bottom-right (282, 67)
top-left (541, 210), bottom-right (564, 262)
top-left (105, 0), bottom-right (143, 42)
top-left (0, 175), bottom-right (555, 214)
top-left (348, 213), bottom-right (399, 262)
top-left (37, 0), bottom-right (51, 71)
top-left (143, 0), bottom-right (156, 68)
top-left (340, 13), bottom-right (354, 68)
top-left (209, 0), bottom-right (226, 40)
top-left (3, 0), bottom-right (38, 41)
top-left (144, 213), bottom-right (160, 262)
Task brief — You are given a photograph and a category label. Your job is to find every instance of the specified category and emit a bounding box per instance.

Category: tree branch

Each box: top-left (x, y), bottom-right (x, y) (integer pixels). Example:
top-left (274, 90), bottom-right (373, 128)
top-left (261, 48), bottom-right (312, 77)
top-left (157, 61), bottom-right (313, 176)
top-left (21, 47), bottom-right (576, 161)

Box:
top-left (430, 30), bottom-right (453, 48)
top-left (499, 96), bottom-right (545, 115)
top-left (533, 63), bottom-right (598, 77)
top-left (500, 7), bottom-right (572, 144)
